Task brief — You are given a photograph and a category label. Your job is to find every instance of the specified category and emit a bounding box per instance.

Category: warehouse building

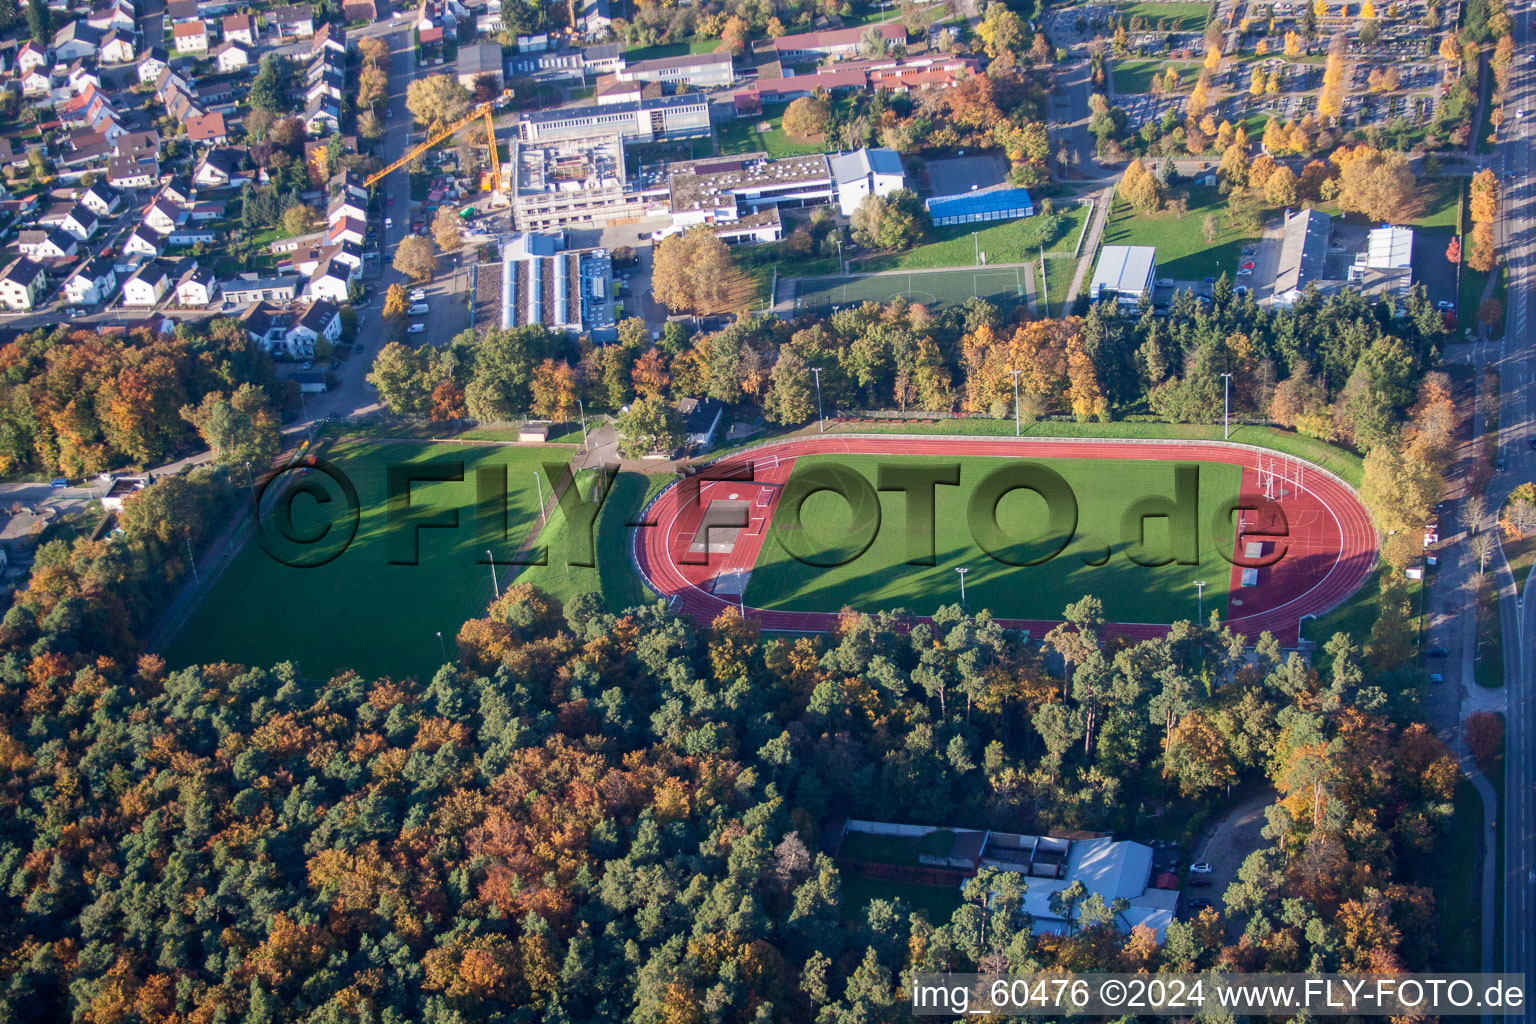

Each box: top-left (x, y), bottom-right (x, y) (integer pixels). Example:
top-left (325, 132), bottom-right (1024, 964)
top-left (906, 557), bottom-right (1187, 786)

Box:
top-left (1089, 245), bottom-right (1157, 306)
top-left (1273, 208), bottom-right (1331, 306)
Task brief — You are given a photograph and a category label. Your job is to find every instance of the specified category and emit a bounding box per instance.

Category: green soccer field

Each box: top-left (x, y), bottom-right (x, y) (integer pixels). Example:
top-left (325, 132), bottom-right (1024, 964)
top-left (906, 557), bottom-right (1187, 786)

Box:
top-left (791, 267), bottom-right (1030, 315)
top-left (741, 454), bottom-right (1243, 624)
top-left (166, 439), bottom-right (606, 683)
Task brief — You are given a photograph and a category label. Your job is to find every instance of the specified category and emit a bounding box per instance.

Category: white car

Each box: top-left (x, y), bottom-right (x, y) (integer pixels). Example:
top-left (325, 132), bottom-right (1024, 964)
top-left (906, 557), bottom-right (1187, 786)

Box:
top-left (409, 288), bottom-right (426, 301)
top-left (385, 217), bottom-right (393, 229)
top-left (408, 323), bottom-right (426, 334)
top-left (1189, 862), bottom-right (1213, 874)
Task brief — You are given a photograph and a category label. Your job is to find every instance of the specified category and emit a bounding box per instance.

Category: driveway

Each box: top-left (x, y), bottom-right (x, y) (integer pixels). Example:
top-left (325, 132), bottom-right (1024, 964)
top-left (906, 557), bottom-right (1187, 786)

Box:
top-left (1193, 786), bottom-right (1276, 916)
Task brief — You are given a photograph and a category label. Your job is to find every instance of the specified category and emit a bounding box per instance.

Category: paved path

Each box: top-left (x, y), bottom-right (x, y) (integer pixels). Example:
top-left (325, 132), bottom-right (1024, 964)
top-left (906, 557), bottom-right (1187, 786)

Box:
top-left (1064, 185), bottom-right (1116, 306)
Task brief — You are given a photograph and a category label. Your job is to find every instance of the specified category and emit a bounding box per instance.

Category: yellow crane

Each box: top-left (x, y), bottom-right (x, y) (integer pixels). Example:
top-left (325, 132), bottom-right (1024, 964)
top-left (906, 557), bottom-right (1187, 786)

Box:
top-left (364, 90), bottom-right (514, 203)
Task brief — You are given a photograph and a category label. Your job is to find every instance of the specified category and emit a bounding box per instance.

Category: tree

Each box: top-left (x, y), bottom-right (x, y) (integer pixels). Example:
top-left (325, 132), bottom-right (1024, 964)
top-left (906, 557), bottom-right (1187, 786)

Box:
top-left (617, 395), bottom-right (685, 457)
top-left (1334, 147), bottom-right (1423, 222)
top-left (1468, 220), bottom-right (1499, 273)
top-left (720, 16), bottom-right (750, 54)
top-left (1445, 235), bottom-right (1461, 264)
top-left (782, 96), bottom-right (831, 138)
top-left (1265, 165), bottom-right (1300, 205)
top-left (25, 0), bottom-right (47, 45)
top-left (528, 358), bottom-right (576, 421)
top-left (651, 228), bottom-right (736, 314)
top-left (366, 342), bottom-right (426, 414)
top-left (1119, 158), bottom-right (1165, 212)
top-left (766, 350), bottom-right (815, 425)
top-left (358, 35), bottom-right (390, 70)
top-left (849, 189), bottom-right (929, 250)
top-left (978, 2), bottom-right (1025, 57)
top-left (357, 65), bottom-right (389, 111)
top-left (406, 74), bottom-right (472, 132)
top-left (858, 25), bottom-right (888, 58)
top-left (393, 235), bottom-right (439, 283)
top-left (1439, 33), bottom-right (1461, 62)
top-left (1359, 444), bottom-right (1442, 546)
top-left (1318, 36), bottom-right (1347, 118)
top-left (1465, 711), bottom-right (1504, 775)
top-left (249, 54), bottom-right (293, 114)
top-left (432, 205), bottom-right (463, 252)
top-left (632, 347), bottom-right (670, 399)
top-left (1202, 212), bottom-right (1220, 242)
top-left (1478, 298), bottom-right (1505, 331)
top-left (281, 204), bottom-right (321, 237)
top-left (383, 282), bottom-right (409, 321)
top-left (179, 384), bottom-right (279, 466)
top-left (1284, 30), bottom-right (1302, 56)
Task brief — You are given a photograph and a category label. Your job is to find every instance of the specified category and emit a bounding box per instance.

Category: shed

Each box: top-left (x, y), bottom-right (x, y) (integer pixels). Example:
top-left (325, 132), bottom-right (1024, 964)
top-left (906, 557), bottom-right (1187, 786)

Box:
top-left (518, 421), bottom-right (551, 442)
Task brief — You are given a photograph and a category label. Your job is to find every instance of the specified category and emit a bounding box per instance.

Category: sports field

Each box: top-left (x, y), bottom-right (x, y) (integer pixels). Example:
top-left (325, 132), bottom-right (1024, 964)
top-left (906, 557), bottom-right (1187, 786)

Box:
top-left (166, 439), bottom-right (585, 683)
top-left (790, 267), bottom-right (1030, 314)
top-left (740, 454), bottom-right (1242, 623)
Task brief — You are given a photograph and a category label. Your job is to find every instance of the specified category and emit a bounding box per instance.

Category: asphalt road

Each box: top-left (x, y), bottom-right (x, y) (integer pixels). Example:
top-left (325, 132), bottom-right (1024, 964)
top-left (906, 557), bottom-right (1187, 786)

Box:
top-left (1487, 0), bottom-right (1536, 1006)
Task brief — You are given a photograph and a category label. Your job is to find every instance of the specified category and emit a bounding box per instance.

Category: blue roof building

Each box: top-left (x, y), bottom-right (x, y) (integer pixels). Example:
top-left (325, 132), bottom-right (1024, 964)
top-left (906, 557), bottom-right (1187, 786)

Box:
top-left (924, 186), bottom-right (1035, 226)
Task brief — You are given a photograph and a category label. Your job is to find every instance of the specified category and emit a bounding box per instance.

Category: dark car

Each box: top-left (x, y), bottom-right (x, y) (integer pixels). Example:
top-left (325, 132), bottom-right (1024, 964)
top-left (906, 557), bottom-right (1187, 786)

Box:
top-left (1427, 647), bottom-right (1449, 658)
top-left (1187, 898), bottom-right (1213, 911)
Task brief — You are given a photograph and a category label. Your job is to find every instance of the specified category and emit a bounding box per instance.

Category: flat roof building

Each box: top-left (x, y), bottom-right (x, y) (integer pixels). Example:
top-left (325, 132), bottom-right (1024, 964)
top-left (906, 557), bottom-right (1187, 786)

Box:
top-left (669, 154), bottom-right (834, 228)
top-left (830, 147), bottom-right (904, 216)
top-left (457, 42), bottom-right (505, 88)
top-left (924, 185), bottom-right (1034, 227)
top-left (1365, 225), bottom-right (1413, 269)
top-left (1273, 208), bottom-right (1331, 306)
top-left (615, 50), bottom-right (734, 88)
top-left (510, 133), bottom-right (646, 232)
top-left (517, 94), bottom-right (710, 144)
top-left (1089, 245), bottom-right (1156, 306)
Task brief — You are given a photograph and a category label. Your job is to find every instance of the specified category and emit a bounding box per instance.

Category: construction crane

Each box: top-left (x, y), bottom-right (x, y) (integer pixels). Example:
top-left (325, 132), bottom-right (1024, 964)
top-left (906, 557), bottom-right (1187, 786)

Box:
top-left (364, 90), bottom-right (514, 205)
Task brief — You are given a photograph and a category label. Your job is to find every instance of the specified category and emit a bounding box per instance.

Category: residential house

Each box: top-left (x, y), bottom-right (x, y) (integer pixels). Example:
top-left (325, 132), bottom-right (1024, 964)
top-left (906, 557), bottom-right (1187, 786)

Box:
top-left (172, 21), bottom-right (208, 54)
top-left (165, 0), bottom-right (200, 22)
top-left (0, 257), bottom-right (44, 310)
top-left (327, 193), bottom-right (366, 226)
top-left (194, 147), bottom-right (248, 187)
top-left (582, 0), bottom-right (612, 38)
top-left (167, 226), bottom-right (216, 245)
top-left (343, 0), bottom-right (378, 22)
top-left (98, 29), bottom-right (134, 64)
top-left (288, 299), bottom-right (342, 353)
top-left (163, 86), bottom-right (204, 125)
top-left (325, 240), bottom-right (364, 275)
top-left (107, 154), bottom-right (159, 187)
top-left (115, 129), bottom-right (161, 163)
top-left (66, 60), bottom-right (100, 94)
top-left (312, 23), bottom-right (346, 55)
top-left (143, 198), bottom-right (183, 235)
top-left (0, 138), bottom-right (26, 172)
top-left (88, 0), bottom-right (136, 33)
top-left (306, 260), bottom-right (351, 302)
top-left (79, 182), bottom-right (121, 217)
top-left (304, 97), bottom-right (341, 135)
top-left (307, 47), bottom-right (343, 84)
top-left (161, 177), bottom-right (195, 206)
top-left (121, 226), bottom-right (162, 256)
top-left (271, 4), bottom-right (315, 38)
top-left (136, 47), bottom-right (169, 84)
top-left (44, 203), bottom-right (99, 241)
top-left (15, 41), bottom-right (46, 76)
top-left (213, 40), bottom-right (250, 72)
top-left (175, 263), bottom-right (218, 306)
top-left (187, 200), bottom-right (225, 222)
top-left (53, 22), bottom-right (102, 62)
top-left (224, 273), bottom-right (301, 304)
top-left (17, 228), bottom-right (79, 260)
top-left (326, 216), bottom-right (366, 247)
top-left (331, 169), bottom-right (368, 202)
top-left (121, 260), bottom-right (169, 305)
top-left (221, 12), bottom-right (257, 45)
top-left (307, 68), bottom-right (344, 105)
top-left (240, 303), bottom-right (293, 351)
top-left (60, 256), bottom-right (115, 305)
top-left (195, 81), bottom-right (236, 112)
top-left (185, 112), bottom-right (228, 145)
top-left (153, 66), bottom-right (190, 101)
top-left (583, 43), bottom-right (624, 74)
top-left (19, 67), bottom-right (51, 97)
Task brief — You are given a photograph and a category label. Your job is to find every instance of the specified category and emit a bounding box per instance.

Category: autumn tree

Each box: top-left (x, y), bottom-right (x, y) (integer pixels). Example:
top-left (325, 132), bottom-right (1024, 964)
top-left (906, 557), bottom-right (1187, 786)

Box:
top-left (1333, 147), bottom-right (1424, 222)
top-left (766, 349), bottom-right (816, 425)
top-left (651, 228), bottom-right (736, 314)
top-left (849, 189), bottom-right (929, 250)
top-left (1118, 158), bottom-right (1165, 212)
top-left (281, 203), bottom-right (320, 237)
top-left (432, 205), bottom-right (463, 252)
top-left (782, 95), bottom-right (831, 138)
top-left (529, 358), bottom-right (577, 421)
top-left (393, 235), bottom-right (440, 282)
top-left (1318, 35), bottom-right (1347, 119)
top-left (406, 74), bottom-right (472, 132)
top-left (383, 282), bottom-right (409, 321)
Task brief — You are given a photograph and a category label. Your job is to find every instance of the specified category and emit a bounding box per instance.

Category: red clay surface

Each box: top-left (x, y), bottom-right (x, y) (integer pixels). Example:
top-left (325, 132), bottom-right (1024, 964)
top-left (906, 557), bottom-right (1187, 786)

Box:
top-left (632, 436), bottom-right (1378, 646)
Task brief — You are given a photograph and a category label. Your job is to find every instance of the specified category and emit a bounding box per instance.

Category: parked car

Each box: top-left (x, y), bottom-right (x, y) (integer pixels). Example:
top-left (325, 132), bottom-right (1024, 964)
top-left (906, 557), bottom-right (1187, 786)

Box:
top-left (1427, 647), bottom-right (1448, 658)
top-left (409, 288), bottom-right (426, 301)
top-left (1188, 874), bottom-right (1212, 887)
top-left (301, 360), bottom-right (313, 370)
top-left (1189, 862), bottom-right (1213, 874)
top-left (49, 477), bottom-right (67, 489)
top-left (408, 302), bottom-right (428, 315)
top-left (1187, 898), bottom-right (1213, 911)
top-left (1429, 672), bottom-right (1445, 684)
top-left (384, 217), bottom-right (393, 229)
top-left (408, 323), bottom-right (426, 334)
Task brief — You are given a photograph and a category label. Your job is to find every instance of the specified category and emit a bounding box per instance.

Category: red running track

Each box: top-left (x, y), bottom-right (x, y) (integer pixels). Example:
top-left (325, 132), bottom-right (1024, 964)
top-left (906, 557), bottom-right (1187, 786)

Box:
top-left (631, 436), bottom-right (1378, 646)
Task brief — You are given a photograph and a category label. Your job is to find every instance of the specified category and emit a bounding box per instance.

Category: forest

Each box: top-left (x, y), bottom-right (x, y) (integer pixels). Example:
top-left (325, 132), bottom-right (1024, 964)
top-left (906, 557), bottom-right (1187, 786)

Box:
top-left (0, 561), bottom-right (1464, 1021)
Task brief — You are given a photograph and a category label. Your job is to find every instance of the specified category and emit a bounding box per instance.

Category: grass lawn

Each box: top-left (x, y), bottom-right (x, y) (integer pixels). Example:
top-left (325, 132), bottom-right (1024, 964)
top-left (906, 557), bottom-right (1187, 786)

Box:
top-left (622, 39), bottom-right (724, 62)
top-left (859, 204), bottom-right (1091, 272)
top-left (814, 420), bottom-right (1365, 486)
top-left (1120, 1), bottom-right (1215, 31)
top-left (718, 102), bottom-right (840, 158)
top-left (1041, 255), bottom-right (1077, 316)
top-left (1301, 561), bottom-right (1425, 661)
top-left (840, 873), bottom-right (963, 926)
top-left (1421, 777), bottom-right (1485, 971)
top-left (1459, 264), bottom-right (1506, 337)
top-left (458, 422), bottom-right (587, 445)
top-left (166, 439), bottom-right (578, 683)
top-left (1113, 59), bottom-right (1201, 94)
top-left (1415, 177), bottom-right (1463, 229)
top-left (1476, 576), bottom-right (1504, 688)
top-left (742, 454), bottom-right (1241, 624)
top-left (791, 266), bottom-right (1032, 315)
top-left (511, 471), bottom-right (671, 610)
top-left (1100, 185), bottom-right (1260, 281)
